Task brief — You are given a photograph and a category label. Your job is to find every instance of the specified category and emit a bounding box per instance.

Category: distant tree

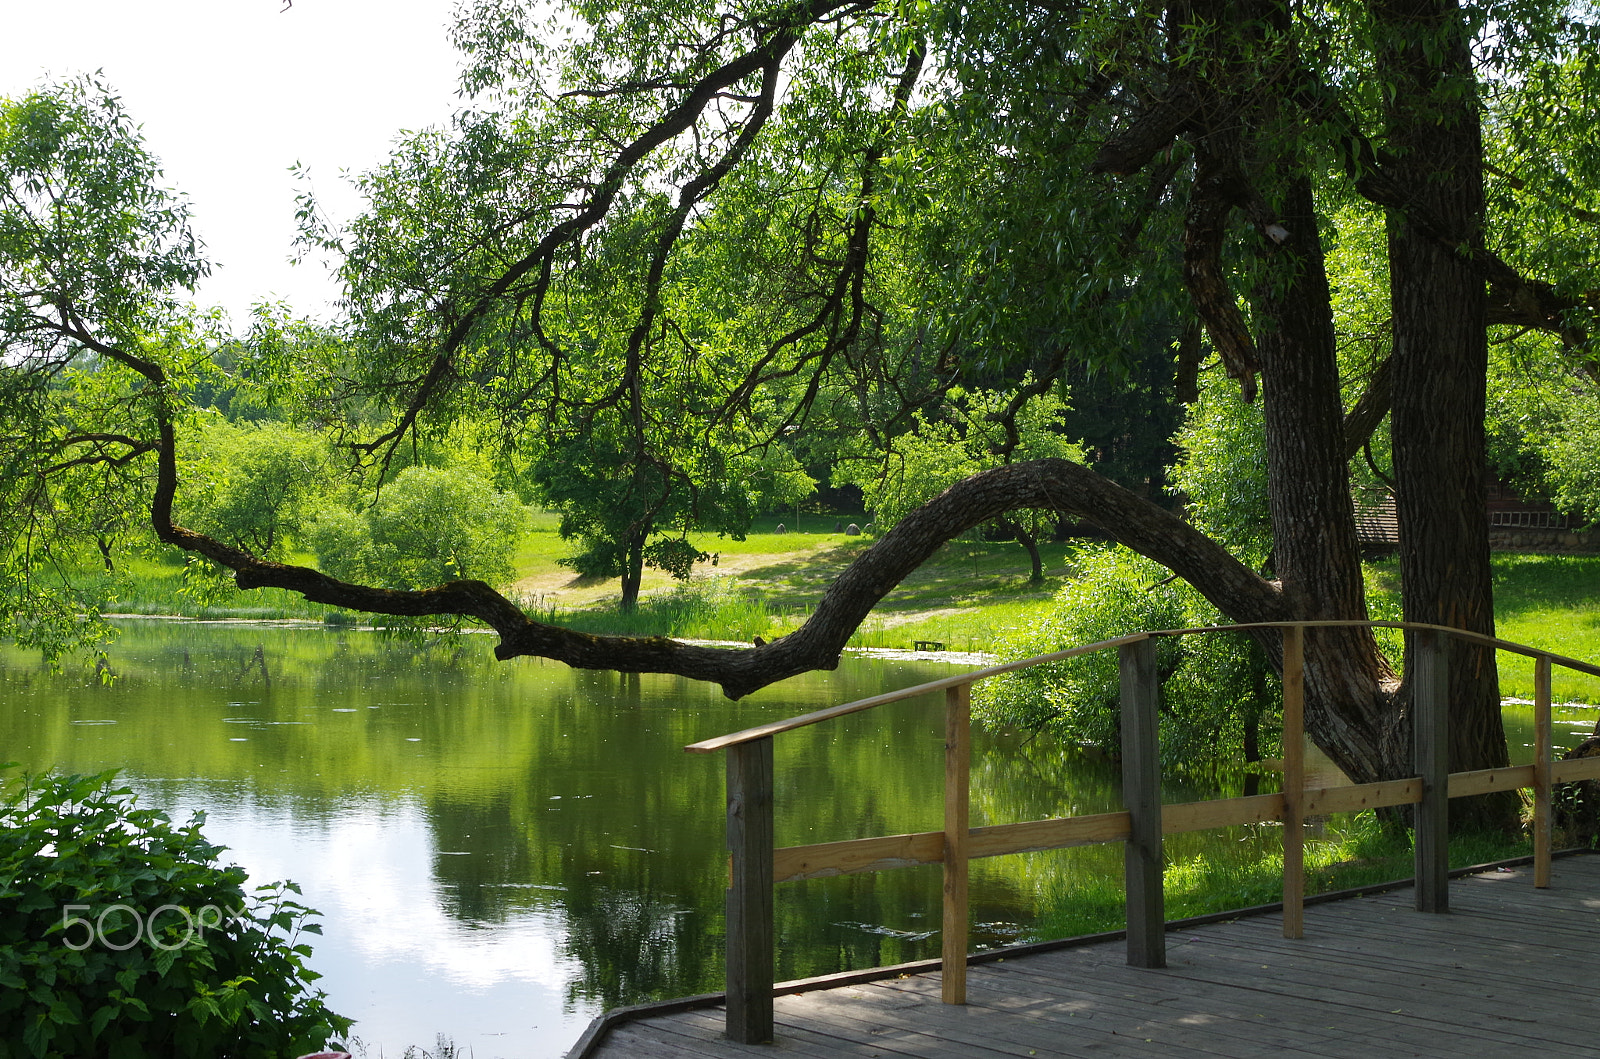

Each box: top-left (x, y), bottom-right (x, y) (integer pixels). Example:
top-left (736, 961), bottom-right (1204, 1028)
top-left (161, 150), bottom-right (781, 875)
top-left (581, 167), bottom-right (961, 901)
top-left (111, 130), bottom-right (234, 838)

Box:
top-left (179, 419), bottom-right (331, 560)
top-left (524, 399), bottom-right (812, 611)
top-left (311, 465), bottom-right (527, 591)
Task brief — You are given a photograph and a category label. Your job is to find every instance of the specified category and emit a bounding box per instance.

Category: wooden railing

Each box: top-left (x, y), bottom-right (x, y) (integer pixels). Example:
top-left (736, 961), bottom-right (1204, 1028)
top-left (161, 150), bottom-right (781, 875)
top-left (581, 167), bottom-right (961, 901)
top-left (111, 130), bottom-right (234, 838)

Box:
top-left (684, 621), bottom-right (1600, 1044)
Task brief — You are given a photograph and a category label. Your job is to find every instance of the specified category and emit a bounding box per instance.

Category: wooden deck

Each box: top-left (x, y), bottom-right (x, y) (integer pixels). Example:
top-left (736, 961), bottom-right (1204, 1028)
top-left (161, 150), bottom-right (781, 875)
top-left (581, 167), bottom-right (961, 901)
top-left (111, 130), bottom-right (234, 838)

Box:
top-left (579, 854), bottom-right (1600, 1058)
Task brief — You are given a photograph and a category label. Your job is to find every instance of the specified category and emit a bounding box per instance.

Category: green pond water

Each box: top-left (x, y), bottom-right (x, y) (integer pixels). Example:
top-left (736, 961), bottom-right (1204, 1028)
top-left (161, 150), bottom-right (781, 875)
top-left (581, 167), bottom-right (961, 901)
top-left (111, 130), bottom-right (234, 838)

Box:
top-left (3, 620), bottom-right (1595, 1057)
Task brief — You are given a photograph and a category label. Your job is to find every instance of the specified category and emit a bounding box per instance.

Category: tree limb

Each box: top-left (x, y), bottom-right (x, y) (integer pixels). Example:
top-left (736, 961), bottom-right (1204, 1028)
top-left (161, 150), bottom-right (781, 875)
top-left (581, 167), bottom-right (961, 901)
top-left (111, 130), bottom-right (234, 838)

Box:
top-left (1341, 351), bottom-right (1393, 462)
top-left (148, 410), bottom-right (1281, 699)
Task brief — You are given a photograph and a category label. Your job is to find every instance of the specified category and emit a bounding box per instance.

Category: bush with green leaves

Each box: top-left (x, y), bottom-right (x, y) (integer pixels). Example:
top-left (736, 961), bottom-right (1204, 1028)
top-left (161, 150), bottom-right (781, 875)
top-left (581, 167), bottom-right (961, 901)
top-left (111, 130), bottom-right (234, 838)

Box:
top-left (1168, 378), bottom-right (1271, 566)
top-left (975, 546), bottom-right (1279, 768)
top-left (178, 419), bottom-right (333, 561)
top-left (311, 464), bottom-right (527, 591)
top-left (0, 769), bottom-right (351, 1059)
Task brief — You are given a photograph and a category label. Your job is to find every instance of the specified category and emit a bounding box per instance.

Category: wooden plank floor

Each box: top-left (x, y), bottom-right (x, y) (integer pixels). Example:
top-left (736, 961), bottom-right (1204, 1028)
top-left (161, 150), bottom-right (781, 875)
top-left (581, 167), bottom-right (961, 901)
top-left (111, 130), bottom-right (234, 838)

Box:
top-left (583, 856), bottom-right (1600, 1058)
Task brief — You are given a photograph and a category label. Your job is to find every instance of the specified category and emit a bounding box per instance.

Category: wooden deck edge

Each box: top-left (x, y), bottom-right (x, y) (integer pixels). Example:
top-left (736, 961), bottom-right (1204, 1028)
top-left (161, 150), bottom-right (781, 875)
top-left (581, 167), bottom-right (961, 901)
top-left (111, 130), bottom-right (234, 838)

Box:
top-left (565, 847), bottom-right (1597, 1059)
top-left (563, 992), bottom-right (726, 1059)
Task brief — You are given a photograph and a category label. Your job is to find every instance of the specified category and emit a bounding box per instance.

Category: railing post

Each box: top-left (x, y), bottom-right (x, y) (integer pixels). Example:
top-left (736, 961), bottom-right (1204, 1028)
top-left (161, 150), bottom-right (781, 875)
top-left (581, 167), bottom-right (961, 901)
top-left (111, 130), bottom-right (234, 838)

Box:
top-left (1280, 624), bottom-right (1305, 940)
top-left (1119, 637), bottom-right (1165, 968)
top-left (726, 737), bottom-right (774, 1043)
top-left (1534, 654), bottom-right (1553, 889)
top-left (1413, 629), bottom-right (1450, 913)
top-left (942, 683), bottom-right (971, 1004)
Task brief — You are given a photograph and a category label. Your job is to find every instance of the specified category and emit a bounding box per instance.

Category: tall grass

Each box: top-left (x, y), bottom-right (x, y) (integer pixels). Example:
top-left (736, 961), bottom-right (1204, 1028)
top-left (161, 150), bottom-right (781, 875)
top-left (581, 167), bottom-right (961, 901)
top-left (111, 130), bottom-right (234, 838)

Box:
top-left (69, 555), bottom-right (340, 623)
top-left (518, 578), bottom-right (783, 643)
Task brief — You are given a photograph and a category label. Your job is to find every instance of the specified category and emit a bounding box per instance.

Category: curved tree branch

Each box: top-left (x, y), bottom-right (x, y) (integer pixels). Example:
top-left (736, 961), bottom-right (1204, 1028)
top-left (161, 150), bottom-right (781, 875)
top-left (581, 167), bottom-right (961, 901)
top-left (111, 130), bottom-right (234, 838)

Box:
top-left (150, 414), bottom-right (1282, 699)
top-left (353, 0), bottom-right (868, 464)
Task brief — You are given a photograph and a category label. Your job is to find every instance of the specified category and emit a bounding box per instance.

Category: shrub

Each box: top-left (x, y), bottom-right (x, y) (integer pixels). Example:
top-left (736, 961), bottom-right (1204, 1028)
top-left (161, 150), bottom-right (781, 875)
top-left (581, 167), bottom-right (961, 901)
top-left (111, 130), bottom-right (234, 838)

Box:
top-left (975, 546), bottom-right (1279, 768)
top-left (0, 769), bottom-right (351, 1058)
top-left (311, 466), bottom-right (526, 591)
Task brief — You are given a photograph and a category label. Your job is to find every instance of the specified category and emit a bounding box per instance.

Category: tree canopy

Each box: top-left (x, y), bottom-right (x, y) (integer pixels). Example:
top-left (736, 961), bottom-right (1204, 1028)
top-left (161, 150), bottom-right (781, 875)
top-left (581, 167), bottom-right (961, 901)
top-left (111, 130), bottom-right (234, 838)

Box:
top-left (5, 1), bottom-right (1600, 820)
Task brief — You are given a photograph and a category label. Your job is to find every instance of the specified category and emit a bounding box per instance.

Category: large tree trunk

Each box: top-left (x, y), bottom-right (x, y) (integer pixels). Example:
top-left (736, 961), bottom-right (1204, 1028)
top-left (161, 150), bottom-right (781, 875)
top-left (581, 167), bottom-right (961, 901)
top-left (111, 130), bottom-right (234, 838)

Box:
top-left (1250, 170), bottom-right (1398, 784)
top-left (1372, 0), bottom-right (1513, 827)
top-left (1183, 0), bottom-right (1398, 786)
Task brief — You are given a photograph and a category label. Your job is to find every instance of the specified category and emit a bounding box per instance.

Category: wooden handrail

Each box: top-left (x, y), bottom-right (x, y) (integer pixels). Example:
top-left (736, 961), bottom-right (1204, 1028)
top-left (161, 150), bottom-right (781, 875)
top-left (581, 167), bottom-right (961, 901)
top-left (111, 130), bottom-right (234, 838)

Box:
top-left (686, 620), bottom-right (1600, 753)
top-left (691, 619), bottom-right (1600, 1045)
top-left (683, 632), bottom-right (1151, 753)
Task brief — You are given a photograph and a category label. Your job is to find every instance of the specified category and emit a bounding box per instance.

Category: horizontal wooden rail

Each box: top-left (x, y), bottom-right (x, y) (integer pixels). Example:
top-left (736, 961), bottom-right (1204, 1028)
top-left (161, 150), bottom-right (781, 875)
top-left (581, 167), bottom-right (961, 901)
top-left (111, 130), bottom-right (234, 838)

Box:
top-left (1302, 779), bottom-right (1420, 814)
top-left (1449, 765), bottom-right (1536, 797)
top-left (1552, 755), bottom-right (1600, 784)
top-left (684, 633), bottom-right (1150, 753)
top-left (688, 620), bottom-right (1600, 753)
top-left (767, 769), bottom-right (1560, 884)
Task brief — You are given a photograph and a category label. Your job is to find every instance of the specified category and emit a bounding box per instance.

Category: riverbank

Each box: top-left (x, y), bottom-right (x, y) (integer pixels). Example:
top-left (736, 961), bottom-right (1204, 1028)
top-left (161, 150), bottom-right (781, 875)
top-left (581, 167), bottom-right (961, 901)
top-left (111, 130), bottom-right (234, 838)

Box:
top-left (69, 524), bottom-right (1600, 699)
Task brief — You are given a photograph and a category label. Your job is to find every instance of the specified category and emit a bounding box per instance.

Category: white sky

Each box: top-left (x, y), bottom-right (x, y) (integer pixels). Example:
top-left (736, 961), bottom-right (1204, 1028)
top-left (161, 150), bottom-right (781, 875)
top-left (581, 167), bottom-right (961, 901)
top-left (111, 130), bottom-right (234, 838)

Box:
top-left (1, 0), bottom-right (466, 324)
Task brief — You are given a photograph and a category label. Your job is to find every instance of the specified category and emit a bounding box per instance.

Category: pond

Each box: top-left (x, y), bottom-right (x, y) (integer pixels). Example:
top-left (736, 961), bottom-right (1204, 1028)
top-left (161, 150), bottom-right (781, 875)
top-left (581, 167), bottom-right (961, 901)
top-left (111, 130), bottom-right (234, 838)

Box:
top-left (2, 620), bottom-right (1594, 1057)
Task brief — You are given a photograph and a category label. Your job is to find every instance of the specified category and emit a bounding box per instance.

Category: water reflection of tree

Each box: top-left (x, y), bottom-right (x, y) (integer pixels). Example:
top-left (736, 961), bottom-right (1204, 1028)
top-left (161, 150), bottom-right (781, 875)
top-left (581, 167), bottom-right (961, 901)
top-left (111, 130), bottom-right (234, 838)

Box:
top-left (562, 886), bottom-right (707, 1010)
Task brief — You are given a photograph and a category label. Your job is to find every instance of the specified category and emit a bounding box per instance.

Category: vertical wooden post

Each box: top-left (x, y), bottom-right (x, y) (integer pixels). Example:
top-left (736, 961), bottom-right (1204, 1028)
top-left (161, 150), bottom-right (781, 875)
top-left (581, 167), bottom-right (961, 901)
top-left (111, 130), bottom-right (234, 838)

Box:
top-left (942, 683), bottom-right (971, 1004)
top-left (1119, 637), bottom-right (1165, 968)
top-left (726, 737), bottom-right (774, 1043)
top-left (1280, 625), bottom-right (1306, 940)
top-left (1534, 654), bottom-right (1553, 889)
top-left (1413, 629), bottom-right (1450, 913)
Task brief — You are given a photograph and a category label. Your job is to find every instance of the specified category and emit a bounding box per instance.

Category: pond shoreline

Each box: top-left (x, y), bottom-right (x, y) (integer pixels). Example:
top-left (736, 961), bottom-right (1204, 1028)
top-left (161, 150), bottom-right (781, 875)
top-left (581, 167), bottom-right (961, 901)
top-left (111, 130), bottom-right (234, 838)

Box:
top-left (100, 611), bottom-right (1000, 667)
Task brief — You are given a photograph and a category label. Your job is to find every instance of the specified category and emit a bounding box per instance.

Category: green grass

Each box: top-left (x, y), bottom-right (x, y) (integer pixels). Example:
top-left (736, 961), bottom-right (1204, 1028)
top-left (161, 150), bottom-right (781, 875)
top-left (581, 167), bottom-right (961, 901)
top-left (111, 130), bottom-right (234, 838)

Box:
top-left (1033, 813), bottom-right (1531, 940)
top-left (70, 553), bottom-right (340, 623)
top-left (1364, 553), bottom-right (1600, 702)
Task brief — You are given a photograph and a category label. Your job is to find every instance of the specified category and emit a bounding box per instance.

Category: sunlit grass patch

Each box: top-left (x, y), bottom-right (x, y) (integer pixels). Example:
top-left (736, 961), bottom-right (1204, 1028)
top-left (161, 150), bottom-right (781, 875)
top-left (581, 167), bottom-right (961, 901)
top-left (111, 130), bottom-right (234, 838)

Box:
top-left (1032, 812), bottom-right (1531, 941)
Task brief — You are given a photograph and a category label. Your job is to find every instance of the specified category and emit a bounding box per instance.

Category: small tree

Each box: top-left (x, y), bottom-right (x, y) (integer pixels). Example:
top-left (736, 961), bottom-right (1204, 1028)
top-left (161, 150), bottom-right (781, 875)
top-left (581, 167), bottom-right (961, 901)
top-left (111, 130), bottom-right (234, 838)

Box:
top-left (179, 420), bottom-right (332, 561)
top-left (531, 425), bottom-right (812, 611)
top-left (311, 465), bottom-right (527, 591)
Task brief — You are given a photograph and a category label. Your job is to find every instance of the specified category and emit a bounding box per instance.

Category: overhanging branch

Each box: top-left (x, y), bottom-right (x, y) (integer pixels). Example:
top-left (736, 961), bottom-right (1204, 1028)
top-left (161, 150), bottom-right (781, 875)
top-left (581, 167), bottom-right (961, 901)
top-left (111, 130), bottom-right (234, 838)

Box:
top-left (150, 413), bottom-right (1282, 699)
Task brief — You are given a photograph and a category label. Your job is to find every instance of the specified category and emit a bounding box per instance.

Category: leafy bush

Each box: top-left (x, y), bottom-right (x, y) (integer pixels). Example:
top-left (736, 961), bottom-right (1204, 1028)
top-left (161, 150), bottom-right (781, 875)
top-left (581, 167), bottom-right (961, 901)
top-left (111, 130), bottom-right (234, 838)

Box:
top-left (0, 769), bottom-right (351, 1059)
top-left (1169, 380), bottom-right (1271, 565)
top-left (975, 546), bottom-right (1279, 767)
top-left (311, 465), bottom-right (527, 590)
top-left (178, 419), bottom-right (333, 560)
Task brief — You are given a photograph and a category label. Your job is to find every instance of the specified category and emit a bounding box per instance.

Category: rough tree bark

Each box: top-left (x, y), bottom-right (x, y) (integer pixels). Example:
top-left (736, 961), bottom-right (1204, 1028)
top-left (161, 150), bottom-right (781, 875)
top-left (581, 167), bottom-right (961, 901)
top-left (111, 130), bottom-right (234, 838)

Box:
top-left (619, 528), bottom-right (647, 614)
top-left (1372, 0), bottom-right (1513, 826)
top-left (1250, 167), bottom-right (1398, 784)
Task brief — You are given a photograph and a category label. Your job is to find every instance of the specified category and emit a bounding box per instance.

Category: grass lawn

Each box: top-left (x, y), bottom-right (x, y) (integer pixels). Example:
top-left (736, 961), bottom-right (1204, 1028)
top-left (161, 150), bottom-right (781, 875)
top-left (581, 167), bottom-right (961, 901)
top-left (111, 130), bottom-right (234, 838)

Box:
top-left (509, 512), bottom-right (1073, 649)
top-left (73, 507), bottom-right (1600, 698)
top-left (1364, 553), bottom-right (1600, 702)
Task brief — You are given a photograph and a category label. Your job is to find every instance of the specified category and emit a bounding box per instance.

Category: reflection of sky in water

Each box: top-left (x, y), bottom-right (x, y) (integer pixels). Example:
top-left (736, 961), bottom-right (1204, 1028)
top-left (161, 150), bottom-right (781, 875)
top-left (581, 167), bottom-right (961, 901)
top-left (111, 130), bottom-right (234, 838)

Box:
top-left (142, 785), bottom-right (592, 1058)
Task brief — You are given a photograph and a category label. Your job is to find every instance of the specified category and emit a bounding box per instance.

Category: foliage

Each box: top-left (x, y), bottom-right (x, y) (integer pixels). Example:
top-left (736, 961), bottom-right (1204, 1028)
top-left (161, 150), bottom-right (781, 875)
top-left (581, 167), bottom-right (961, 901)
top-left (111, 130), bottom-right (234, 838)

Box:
top-left (0, 769), bottom-right (349, 1059)
top-left (837, 379), bottom-right (1081, 532)
top-left (311, 465), bottom-right (528, 591)
top-left (1169, 372), bottom-right (1272, 566)
top-left (0, 76), bottom-right (216, 661)
top-left (178, 419), bottom-right (332, 560)
top-left (1482, 336), bottom-right (1600, 525)
top-left (976, 546), bottom-right (1278, 767)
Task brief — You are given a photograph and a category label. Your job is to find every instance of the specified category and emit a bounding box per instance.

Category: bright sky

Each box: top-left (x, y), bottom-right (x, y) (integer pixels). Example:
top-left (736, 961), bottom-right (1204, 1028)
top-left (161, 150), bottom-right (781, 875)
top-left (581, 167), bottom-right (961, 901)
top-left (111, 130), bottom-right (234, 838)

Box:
top-left (1, 0), bottom-right (465, 324)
